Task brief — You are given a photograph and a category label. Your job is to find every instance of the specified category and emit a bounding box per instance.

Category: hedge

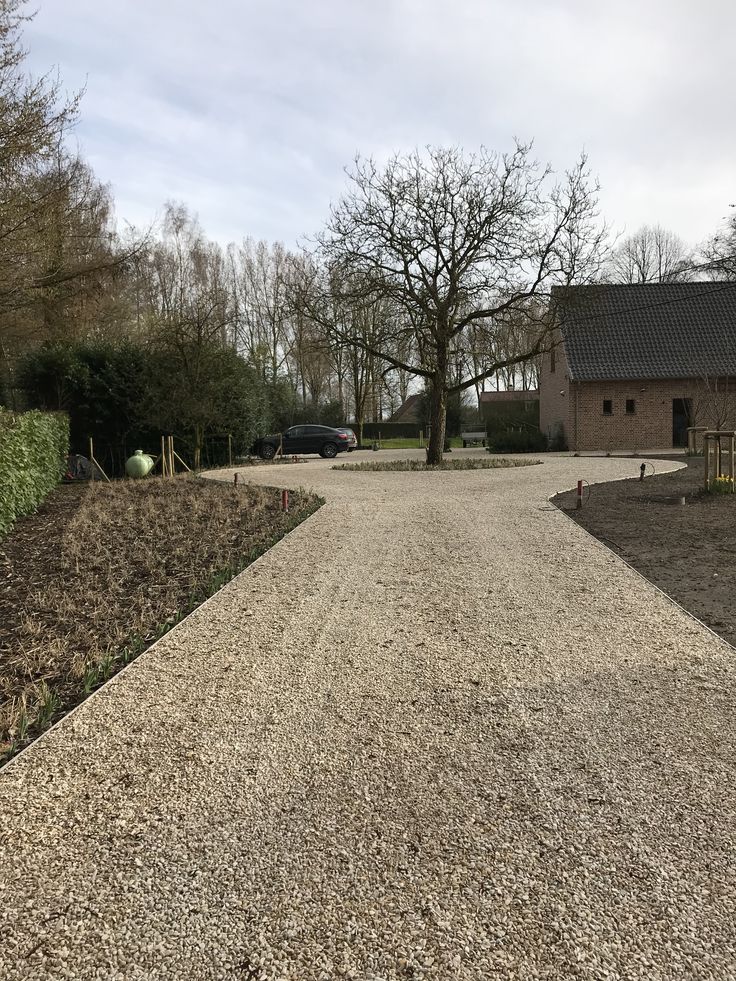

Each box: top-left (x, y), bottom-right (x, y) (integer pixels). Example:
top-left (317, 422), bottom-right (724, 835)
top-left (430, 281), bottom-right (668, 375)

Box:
top-left (0, 409), bottom-right (69, 537)
top-left (486, 428), bottom-right (548, 453)
top-left (353, 421), bottom-right (422, 439)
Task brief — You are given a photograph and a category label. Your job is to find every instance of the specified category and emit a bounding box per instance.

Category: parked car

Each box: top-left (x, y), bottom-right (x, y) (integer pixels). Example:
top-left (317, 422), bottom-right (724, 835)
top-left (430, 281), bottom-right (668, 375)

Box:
top-left (250, 425), bottom-right (350, 460)
top-left (336, 427), bottom-right (358, 451)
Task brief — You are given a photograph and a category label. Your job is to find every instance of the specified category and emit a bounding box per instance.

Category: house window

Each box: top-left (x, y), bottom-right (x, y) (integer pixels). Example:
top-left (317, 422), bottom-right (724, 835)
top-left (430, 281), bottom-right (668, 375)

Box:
top-left (626, 399), bottom-right (636, 415)
top-left (550, 349), bottom-right (556, 373)
top-left (602, 399), bottom-right (613, 416)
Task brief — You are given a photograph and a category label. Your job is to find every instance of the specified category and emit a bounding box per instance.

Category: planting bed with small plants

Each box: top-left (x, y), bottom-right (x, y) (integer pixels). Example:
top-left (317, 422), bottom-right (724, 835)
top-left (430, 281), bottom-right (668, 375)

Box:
top-left (0, 476), bottom-right (321, 764)
top-left (333, 457), bottom-right (540, 472)
top-left (553, 459), bottom-right (736, 644)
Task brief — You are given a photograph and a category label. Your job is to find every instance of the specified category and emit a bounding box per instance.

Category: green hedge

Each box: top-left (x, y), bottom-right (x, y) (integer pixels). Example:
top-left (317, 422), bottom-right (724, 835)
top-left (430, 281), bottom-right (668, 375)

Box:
top-left (487, 428), bottom-right (548, 453)
top-left (0, 409), bottom-right (69, 536)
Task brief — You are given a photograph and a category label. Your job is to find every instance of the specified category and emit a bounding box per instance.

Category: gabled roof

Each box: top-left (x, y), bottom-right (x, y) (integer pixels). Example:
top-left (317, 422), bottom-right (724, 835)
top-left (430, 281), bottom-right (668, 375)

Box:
top-left (556, 282), bottom-right (736, 381)
top-left (389, 393), bottom-right (423, 423)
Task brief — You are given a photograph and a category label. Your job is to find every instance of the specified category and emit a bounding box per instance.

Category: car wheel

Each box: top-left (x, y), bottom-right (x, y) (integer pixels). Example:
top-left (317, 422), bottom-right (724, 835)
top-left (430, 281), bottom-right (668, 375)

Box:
top-left (322, 442), bottom-right (338, 458)
top-left (260, 444), bottom-right (276, 460)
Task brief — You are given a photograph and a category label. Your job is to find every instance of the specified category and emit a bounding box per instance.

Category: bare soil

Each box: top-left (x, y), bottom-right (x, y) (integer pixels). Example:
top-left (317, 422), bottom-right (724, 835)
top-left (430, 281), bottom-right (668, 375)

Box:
top-left (552, 458), bottom-right (736, 644)
top-left (0, 476), bottom-right (321, 763)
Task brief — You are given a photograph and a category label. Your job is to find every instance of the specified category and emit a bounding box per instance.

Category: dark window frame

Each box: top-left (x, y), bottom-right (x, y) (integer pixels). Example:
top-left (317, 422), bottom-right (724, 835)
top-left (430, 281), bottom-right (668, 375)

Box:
top-left (625, 399), bottom-right (636, 415)
top-left (602, 399), bottom-right (613, 416)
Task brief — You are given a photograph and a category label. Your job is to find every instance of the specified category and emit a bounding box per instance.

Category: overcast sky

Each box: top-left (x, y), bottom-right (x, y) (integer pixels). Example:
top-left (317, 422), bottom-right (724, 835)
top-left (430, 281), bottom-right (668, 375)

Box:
top-left (24, 0), bottom-right (736, 250)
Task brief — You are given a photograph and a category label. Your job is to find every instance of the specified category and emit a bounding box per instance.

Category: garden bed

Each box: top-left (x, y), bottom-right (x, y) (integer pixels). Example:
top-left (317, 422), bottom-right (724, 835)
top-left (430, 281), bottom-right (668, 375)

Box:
top-left (333, 458), bottom-right (540, 472)
top-left (552, 459), bottom-right (736, 645)
top-left (0, 476), bottom-right (321, 764)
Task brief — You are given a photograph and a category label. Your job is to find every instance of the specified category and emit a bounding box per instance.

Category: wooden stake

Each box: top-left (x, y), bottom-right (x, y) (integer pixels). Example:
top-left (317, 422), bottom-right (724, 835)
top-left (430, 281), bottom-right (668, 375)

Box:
top-left (173, 450), bottom-right (191, 472)
top-left (228, 433), bottom-right (233, 467)
top-left (88, 437), bottom-right (111, 484)
top-left (161, 436), bottom-right (167, 478)
top-left (704, 436), bottom-right (710, 490)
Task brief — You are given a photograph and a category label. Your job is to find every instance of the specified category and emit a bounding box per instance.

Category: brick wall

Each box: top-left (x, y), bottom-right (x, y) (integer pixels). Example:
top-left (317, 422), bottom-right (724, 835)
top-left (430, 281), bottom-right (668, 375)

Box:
top-left (570, 378), bottom-right (736, 451)
top-left (539, 335), bottom-right (571, 444)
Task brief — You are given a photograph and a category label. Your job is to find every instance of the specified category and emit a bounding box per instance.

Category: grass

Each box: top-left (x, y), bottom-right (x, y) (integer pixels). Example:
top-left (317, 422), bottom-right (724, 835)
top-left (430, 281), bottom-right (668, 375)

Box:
top-left (0, 475), bottom-right (322, 765)
top-left (333, 458), bottom-right (541, 472)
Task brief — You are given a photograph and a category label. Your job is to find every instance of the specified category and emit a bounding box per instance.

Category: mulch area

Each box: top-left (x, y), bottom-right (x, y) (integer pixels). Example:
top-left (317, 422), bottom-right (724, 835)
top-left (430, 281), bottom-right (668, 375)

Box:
top-left (552, 459), bottom-right (736, 645)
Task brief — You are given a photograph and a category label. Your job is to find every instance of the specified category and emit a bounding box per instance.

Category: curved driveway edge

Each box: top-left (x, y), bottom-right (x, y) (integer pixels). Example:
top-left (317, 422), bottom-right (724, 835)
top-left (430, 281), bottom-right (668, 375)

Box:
top-left (1, 454), bottom-right (734, 980)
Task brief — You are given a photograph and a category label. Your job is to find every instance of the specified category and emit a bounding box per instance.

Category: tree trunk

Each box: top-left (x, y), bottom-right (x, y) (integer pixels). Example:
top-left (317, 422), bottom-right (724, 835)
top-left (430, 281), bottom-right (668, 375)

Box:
top-left (426, 381), bottom-right (447, 465)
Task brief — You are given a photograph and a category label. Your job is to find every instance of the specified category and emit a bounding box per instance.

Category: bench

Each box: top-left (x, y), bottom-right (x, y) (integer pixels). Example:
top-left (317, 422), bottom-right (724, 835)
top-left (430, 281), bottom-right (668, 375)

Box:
top-left (461, 431), bottom-right (487, 448)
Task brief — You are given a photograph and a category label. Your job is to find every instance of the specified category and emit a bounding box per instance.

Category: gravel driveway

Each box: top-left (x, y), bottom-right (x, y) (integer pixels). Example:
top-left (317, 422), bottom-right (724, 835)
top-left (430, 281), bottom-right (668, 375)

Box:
top-left (1, 453), bottom-right (734, 980)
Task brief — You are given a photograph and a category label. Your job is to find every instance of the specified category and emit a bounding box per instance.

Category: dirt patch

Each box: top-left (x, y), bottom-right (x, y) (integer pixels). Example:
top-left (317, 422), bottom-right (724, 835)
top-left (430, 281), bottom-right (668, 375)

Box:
top-left (552, 459), bottom-right (736, 644)
top-left (0, 476), bottom-right (321, 763)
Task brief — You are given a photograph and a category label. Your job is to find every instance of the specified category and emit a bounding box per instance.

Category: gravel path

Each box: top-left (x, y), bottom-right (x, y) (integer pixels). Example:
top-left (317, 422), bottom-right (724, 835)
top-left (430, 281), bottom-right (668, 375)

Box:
top-left (1, 453), bottom-right (734, 980)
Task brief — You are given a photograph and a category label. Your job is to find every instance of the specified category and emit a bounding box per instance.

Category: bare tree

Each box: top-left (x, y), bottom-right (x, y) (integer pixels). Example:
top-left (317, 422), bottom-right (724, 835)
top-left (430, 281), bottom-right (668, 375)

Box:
top-left (235, 239), bottom-right (293, 381)
top-left (314, 143), bottom-right (605, 462)
top-left (607, 224), bottom-right (693, 284)
top-left (702, 207), bottom-right (736, 280)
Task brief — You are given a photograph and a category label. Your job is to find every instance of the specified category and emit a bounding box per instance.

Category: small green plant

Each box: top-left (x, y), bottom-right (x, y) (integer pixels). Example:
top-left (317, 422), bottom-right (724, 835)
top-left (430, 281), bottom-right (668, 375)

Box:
top-left (709, 475), bottom-right (735, 494)
top-left (82, 662), bottom-right (101, 695)
top-left (16, 697), bottom-right (29, 743)
top-left (34, 682), bottom-right (60, 729)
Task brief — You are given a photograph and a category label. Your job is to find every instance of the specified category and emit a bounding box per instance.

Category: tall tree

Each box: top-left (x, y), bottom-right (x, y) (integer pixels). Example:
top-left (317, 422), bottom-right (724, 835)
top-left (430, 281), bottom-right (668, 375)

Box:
top-left (315, 143), bottom-right (605, 462)
top-left (140, 203), bottom-right (236, 467)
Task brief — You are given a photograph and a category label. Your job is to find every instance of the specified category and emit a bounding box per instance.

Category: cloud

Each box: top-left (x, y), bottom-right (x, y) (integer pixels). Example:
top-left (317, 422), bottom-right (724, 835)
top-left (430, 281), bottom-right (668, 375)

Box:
top-left (24, 0), bottom-right (736, 249)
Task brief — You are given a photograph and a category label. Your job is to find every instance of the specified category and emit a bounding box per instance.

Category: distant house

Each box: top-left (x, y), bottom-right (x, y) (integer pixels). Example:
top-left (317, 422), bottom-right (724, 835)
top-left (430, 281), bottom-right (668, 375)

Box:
top-left (539, 283), bottom-right (736, 451)
top-left (389, 393), bottom-right (423, 424)
top-left (479, 389), bottom-right (539, 433)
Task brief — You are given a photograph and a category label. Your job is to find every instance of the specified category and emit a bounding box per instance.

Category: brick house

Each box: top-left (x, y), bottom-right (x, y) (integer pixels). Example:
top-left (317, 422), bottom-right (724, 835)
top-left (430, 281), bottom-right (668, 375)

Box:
top-left (539, 283), bottom-right (736, 451)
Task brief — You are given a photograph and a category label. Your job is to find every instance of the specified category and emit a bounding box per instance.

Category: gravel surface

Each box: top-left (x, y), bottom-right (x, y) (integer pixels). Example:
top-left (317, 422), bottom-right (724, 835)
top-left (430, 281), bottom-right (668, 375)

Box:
top-left (1, 452), bottom-right (734, 980)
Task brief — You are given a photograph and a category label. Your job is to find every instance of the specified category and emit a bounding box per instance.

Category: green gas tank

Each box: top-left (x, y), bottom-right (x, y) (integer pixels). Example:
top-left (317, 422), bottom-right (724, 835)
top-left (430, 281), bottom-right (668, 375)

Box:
top-left (125, 449), bottom-right (154, 478)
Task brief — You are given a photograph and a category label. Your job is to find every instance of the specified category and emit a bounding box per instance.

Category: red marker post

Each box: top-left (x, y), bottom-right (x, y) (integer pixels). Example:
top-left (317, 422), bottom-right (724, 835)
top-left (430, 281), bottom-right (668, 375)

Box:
top-left (281, 489), bottom-right (289, 512)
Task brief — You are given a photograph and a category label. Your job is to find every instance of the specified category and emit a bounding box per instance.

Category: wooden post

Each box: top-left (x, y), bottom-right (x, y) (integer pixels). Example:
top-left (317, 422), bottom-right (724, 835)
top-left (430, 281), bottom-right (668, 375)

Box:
top-left (704, 435), bottom-right (710, 490)
top-left (168, 436), bottom-right (175, 477)
top-left (228, 433), bottom-right (233, 467)
top-left (161, 436), bottom-right (167, 478)
top-left (87, 437), bottom-right (111, 484)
